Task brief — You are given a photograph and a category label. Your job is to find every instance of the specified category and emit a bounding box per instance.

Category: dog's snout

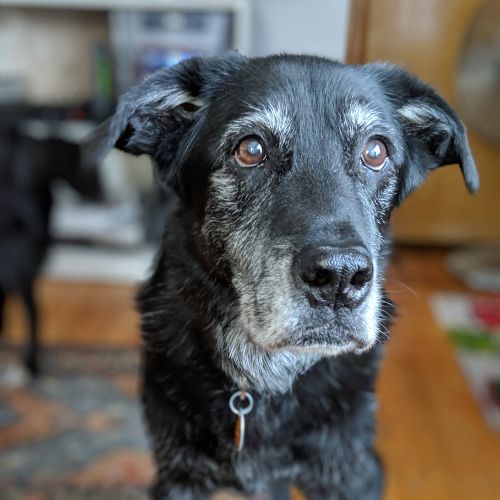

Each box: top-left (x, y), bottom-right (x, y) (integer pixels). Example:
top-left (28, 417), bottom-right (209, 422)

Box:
top-left (296, 246), bottom-right (373, 308)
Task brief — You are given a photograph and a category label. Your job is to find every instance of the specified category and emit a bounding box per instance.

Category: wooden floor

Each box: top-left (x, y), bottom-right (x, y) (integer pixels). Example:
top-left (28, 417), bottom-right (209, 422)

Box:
top-left (2, 247), bottom-right (500, 499)
top-left (379, 248), bottom-right (500, 500)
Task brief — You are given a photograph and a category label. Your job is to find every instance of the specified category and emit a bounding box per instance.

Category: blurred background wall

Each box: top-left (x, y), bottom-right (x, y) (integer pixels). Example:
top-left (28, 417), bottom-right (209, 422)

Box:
top-left (250, 0), bottom-right (349, 58)
top-left (0, 8), bottom-right (109, 104)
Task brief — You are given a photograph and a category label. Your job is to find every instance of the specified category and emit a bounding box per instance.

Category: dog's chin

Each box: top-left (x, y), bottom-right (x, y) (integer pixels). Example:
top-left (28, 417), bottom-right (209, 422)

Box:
top-left (278, 341), bottom-right (370, 356)
top-left (247, 326), bottom-right (377, 357)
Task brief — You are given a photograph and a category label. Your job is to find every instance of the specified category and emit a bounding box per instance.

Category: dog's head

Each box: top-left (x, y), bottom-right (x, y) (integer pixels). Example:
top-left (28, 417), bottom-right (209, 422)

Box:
top-left (95, 54), bottom-right (477, 358)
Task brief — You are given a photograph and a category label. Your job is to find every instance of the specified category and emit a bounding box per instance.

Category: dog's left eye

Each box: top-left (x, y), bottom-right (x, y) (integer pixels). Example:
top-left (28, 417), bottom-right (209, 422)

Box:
top-left (233, 137), bottom-right (266, 167)
top-left (361, 139), bottom-right (388, 171)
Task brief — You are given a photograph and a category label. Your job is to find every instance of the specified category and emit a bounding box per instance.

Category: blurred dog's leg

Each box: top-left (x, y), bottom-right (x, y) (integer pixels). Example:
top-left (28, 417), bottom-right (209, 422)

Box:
top-left (21, 282), bottom-right (39, 375)
top-left (0, 287), bottom-right (5, 335)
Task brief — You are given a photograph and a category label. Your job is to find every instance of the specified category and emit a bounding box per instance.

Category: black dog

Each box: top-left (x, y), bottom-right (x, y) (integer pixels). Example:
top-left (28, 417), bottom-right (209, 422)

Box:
top-left (95, 54), bottom-right (478, 499)
top-left (0, 127), bottom-right (99, 374)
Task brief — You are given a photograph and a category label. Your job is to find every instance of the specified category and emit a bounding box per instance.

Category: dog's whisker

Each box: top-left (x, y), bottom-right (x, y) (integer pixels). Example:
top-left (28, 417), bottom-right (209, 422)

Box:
top-left (384, 279), bottom-right (418, 297)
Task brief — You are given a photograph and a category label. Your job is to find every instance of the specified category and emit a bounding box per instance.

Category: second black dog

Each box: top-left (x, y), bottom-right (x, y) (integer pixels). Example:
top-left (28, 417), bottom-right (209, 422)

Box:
top-left (0, 126), bottom-right (99, 374)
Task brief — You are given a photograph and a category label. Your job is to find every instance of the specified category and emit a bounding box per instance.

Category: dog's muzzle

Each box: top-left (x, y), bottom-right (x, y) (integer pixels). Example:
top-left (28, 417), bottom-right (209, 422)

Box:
top-left (294, 245), bottom-right (373, 309)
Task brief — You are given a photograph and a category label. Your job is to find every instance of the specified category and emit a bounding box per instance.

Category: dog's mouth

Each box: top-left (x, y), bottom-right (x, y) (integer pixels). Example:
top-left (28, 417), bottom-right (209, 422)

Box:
top-left (246, 319), bottom-right (377, 356)
top-left (297, 329), bottom-right (372, 350)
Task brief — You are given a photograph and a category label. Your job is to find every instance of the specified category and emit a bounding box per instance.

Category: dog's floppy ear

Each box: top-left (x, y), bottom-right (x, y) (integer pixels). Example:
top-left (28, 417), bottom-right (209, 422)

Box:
top-left (90, 57), bottom-right (210, 162)
top-left (368, 63), bottom-right (478, 202)
top-left (87, 54), bottom-right (245, 176)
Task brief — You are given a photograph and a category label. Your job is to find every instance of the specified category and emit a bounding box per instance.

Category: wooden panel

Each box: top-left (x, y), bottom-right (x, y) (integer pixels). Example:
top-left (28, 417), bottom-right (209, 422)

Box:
top-left (346, 0), bottom-right (369, 64)
top-left (362, 0), bottom-right (500, 244)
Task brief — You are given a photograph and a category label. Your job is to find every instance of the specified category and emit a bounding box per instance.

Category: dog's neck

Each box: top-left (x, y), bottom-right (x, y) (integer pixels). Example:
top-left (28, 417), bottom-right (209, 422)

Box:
top-left (213, 316), bottom-right (321, 394)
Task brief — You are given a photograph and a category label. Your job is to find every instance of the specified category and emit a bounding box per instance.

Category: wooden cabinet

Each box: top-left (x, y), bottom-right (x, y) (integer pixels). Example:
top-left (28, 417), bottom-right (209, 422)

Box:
top-left (348, 0), bottom-right (500, 244)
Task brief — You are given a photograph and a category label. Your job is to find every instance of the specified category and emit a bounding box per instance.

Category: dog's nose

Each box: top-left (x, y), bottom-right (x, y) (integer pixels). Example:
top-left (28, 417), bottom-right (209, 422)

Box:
top-left (296, 245), bottom-right (373, 308)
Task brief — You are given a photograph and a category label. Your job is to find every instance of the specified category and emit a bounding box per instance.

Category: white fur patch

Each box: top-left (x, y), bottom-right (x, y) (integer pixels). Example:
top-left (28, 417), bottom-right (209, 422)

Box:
top-left (215, 318), bottom-right (319, 394)
top-left (361, 263), bottom-right (381, 350)
top-left (220, 100), bottom-right (294, 152)
top-left (397, 103), bottom-right (445, 126)
top-left (345, 101), bottom-right (383, 132)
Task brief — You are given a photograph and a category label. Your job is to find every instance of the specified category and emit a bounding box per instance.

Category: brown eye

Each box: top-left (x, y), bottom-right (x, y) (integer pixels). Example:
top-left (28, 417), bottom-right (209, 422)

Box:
top-left (234, 137), bottom-right (266, 167)
top-left (361, 139), bottom-right (388, 171)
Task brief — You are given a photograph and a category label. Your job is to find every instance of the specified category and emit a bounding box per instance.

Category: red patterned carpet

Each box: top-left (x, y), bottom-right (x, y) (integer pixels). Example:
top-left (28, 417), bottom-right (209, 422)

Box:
top-left (0, 344), bottom-right (154, 499)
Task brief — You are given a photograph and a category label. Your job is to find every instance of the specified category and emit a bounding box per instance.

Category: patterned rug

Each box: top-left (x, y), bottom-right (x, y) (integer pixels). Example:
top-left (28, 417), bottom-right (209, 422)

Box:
top-left (430, 293), bottom-right (500, 430)
top-left (0, 345), bottom-right (292, 500)
top-left (0, 344), bottom-right (153, 500)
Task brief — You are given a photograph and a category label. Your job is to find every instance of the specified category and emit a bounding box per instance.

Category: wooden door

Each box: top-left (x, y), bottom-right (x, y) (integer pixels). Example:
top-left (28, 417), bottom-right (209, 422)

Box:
top-left (348, 0), bottom-right (500, 244)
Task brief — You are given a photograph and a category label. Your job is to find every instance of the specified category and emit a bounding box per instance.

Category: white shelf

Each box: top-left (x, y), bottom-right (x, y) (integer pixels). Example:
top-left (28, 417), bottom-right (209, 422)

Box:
top-left (0, 0), bottom-right (251, 57)
top-left (0, 0), bottom-right (247, 10)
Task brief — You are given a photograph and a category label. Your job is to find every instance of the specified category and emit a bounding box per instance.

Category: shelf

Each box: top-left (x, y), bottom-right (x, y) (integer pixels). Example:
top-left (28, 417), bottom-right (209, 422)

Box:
top-left (0, 0), bottom-right (252, 60)
top-left (0, 0), bottom-right (249, 11)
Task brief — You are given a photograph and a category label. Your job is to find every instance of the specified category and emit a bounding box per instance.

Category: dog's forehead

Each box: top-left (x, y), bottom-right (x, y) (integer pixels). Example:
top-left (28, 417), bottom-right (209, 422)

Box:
top-left (213, 58), bottom-right (393, 139)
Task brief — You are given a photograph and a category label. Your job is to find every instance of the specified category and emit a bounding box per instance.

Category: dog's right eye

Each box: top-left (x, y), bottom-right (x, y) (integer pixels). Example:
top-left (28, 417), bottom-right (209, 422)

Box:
top-left (233, 137), bottom-right (266, 167)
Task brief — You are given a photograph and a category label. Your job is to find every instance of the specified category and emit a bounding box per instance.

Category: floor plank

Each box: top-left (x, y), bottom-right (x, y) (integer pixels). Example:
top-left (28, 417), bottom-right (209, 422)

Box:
top-left (3, 280), bottom-right (139, 346)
